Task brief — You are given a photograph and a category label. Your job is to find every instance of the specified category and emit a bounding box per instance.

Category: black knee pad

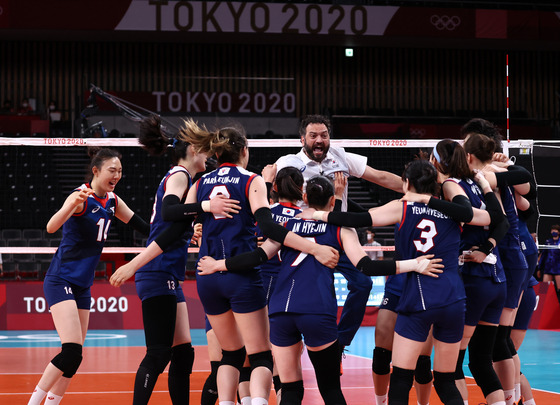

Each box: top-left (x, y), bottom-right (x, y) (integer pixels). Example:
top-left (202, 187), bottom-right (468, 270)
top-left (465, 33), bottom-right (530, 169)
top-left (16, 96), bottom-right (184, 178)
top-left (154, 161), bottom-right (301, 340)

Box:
top-left (433, 371), bottom-right (463, 405)
top-left (492, 325), bottom-right (512, 362)
top-left (454, 349), bottom-right (466, 380)
top-left (221, 347), bottom-right (247, 371)
top-left (507, 336), bottom-right (517, 357)
top-left (239, 366), bottom-right (252, 383)
top-left (468, 325), bottom-right (502, 397)
top-left (388, 366), bottom-right (414, 405)
top-left (281, 380), bottom-right (304, 404)
top-left (414, 355), bottom-right (433, 384)
top-left (51, 343), bottom-right (83, 378)
top-left (169, 343), bottom-right (195, 375)
top-left (140, 344), bottom-right (173, 375)
top-left (273, 375), bottom-right (282, 394)
top-left (372, 347), bottom-right (392, 375)
top-left (249, 350), bottom-right (274, 373)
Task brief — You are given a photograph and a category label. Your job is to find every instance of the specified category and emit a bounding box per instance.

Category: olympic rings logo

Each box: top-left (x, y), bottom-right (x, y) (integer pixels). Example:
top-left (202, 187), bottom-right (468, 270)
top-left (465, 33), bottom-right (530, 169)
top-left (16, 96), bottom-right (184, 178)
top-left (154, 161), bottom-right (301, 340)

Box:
top-left (430, 15), bottom-right (461, 31)
top-left (409, 128), bottom-right (426, 137)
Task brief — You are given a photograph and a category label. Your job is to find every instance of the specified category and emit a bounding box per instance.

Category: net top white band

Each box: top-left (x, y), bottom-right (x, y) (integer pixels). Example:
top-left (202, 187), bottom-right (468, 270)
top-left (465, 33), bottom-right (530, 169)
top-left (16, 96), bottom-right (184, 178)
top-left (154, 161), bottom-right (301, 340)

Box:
top-left (0, 137), bottom-right (538, 149)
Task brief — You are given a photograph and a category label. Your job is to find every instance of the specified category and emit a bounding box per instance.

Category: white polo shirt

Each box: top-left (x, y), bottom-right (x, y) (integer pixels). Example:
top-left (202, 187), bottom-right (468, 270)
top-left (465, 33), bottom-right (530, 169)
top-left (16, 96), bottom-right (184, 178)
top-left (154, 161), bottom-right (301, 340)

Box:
top-left (275, 146), bottom-right (367, 210)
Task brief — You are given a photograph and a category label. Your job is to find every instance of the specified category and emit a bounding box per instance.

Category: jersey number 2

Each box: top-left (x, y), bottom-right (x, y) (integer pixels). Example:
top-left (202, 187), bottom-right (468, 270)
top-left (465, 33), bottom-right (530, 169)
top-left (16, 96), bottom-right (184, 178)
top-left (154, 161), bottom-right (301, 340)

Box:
top-left (209, 185), bottom-right (230, 219)
top-left (413, 219), bottom-right (437, 253)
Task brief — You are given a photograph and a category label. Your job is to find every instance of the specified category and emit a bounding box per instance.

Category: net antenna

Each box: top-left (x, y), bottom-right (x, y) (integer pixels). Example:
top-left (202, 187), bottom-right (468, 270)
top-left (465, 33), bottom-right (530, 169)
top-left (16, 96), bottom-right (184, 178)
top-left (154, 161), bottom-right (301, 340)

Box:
top-left (84, 84), bottom-right (181, 139)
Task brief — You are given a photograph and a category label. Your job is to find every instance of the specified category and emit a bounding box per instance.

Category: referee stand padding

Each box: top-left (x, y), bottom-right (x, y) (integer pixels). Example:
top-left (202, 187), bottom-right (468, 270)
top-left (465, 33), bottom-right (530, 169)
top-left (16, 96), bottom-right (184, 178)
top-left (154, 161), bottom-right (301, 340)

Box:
top-left (529, 282), bottom-right (560, 330)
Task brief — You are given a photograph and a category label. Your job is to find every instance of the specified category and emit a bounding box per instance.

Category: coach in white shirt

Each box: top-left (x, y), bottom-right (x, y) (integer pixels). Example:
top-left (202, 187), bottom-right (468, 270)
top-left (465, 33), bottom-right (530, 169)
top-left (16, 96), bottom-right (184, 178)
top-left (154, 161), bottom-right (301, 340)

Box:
top-left (274, 114), bottom-right (402, 350)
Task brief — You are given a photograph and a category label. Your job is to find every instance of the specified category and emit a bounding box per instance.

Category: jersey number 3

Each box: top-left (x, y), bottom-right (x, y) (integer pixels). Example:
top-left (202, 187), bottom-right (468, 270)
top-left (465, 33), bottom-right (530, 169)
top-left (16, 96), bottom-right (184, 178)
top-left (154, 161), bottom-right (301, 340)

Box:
top-left (413, 219), bottom-right (437, 253)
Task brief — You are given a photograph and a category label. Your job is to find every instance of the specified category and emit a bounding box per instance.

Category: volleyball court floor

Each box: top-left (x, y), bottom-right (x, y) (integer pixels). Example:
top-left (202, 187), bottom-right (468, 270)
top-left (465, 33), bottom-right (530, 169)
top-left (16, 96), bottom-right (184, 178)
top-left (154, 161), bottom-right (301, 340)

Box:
top-left (1, 327), bottom-right (558, 404)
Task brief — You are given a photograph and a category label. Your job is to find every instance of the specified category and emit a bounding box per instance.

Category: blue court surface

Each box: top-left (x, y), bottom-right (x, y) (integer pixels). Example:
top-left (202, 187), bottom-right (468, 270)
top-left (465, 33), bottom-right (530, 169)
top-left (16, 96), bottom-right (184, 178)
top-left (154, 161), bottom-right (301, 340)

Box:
top-left (1, 326), bottom-right (559, 394)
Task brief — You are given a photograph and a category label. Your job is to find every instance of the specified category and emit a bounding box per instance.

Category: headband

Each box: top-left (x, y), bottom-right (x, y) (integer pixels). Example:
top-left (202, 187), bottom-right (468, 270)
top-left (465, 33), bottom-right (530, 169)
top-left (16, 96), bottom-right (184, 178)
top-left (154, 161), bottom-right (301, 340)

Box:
top-left (432, 147), bottom-right (441, 163)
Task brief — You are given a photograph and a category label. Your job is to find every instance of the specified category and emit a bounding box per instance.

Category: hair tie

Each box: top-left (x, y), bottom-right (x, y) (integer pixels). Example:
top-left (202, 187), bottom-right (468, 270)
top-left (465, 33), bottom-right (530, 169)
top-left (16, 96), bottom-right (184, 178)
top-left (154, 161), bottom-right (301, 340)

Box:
top-left (432, 147), bottom-right (441, 163)
top-left (172, 138), bottom-right (178, 148)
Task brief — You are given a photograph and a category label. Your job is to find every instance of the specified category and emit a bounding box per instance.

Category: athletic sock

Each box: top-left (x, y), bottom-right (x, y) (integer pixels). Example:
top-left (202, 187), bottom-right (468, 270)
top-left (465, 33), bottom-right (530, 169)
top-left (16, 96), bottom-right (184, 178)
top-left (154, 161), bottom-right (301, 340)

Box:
top-left (375, 394), bottom-right (388, 405)
top-left (504, 389), bottom-right (515, 405)
top-left (240, 396), bottom-right (251, 405)
top-left (27, 385), bottom-right (47, 405)
top-left (463, 401), bottom-right (469, 405)
top-left (251, 398), bottom-right (268, 405)
top-left (514, 383), bottom-right (521, 402)
top-left (219, 402), bottom-right (236, 405)
top-left (44, 392), bottom-right (63, 405)
top-left (523, 399), bottom-right (536, 405)
top-left (490, 401), bottom-right (506, 405)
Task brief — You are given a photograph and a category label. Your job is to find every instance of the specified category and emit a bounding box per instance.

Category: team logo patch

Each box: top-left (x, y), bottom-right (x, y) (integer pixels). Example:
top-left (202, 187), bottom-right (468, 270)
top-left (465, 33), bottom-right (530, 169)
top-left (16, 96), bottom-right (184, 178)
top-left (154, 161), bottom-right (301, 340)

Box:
top-left (92, 206), bottom-right (101, 213)
top-left (300, 165), bottom-right (306, 172)
top-left (218, 167), bottom-right (231, 176)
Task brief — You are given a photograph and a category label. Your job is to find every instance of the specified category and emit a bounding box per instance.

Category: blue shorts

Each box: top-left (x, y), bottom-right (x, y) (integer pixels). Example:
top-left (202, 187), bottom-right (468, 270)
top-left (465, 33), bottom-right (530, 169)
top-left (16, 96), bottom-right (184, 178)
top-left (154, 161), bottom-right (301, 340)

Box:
top-left (522, 252), bottom-right (538, 290)
top-left (196, 271), bottom-right (267, 315)
top-left (205, 315), bottom-right (212, 333)
top-left (463, 274), bottom-right (506, 326)
top-left (513, 286), bottom-right (537, 331)
top-left (378, 291), bottom-right (401, 312)
top-left (135, 272), bottom-right (185, 303)
top-left (269, 312), bottom-right (338, 348)
top-left (43, 275), bottom-right (91, 310)
top-left (504, 267), bottom-right (529, 309)
top-left (395, 300), bottom-right (465, 344)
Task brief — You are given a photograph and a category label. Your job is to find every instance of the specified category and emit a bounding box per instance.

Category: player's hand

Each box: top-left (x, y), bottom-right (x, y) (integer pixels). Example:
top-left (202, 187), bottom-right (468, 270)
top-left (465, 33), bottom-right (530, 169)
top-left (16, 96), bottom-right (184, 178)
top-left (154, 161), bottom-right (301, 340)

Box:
top-left (208, 195), bottom-right (241, 218)
top-left (313, 245), bottom-right (339, 269)
top-left (197, 256), bottom-right (225, 275)
top-left (462, 248), bottom-right (486, 263)
top-left (191, 223), bottom-right (203, 246)
top-left (415, 254), bottom-right (444, 277)
top-left (297, 207), bottom-right (316, 220)
top-left (261, 164), bottom-right (277, 184)
top-left (473, 170), bottom-right (492, 193)
top-left (401, 191), bottom-right (429, 204)
top-left (71, 188), bottom-right (94, 206)
top-left (333, 171), bottom-right (347, 200)
top-left (109, 263), bottom-right (136, 287)
top-left (256, 235), bottom-right (266, 247)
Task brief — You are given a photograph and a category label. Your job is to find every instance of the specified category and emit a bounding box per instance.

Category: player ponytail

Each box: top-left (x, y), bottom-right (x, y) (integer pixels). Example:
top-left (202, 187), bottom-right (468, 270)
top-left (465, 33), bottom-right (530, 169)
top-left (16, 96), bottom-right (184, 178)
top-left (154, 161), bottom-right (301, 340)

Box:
top-left (402, 160), bottom-right (439, 196)
top-left (178, 118), bottom-right (247, 165)
top-left (275, 167), bottom-right (304, 202)
top-left (139, 114), bottom-right (189, 165)
top-left (432, 139), bottom-right (471, 179)
top-left (306, 175), bottom-right (334, 209)
top-left (463, 133), bottom-right (496, 163)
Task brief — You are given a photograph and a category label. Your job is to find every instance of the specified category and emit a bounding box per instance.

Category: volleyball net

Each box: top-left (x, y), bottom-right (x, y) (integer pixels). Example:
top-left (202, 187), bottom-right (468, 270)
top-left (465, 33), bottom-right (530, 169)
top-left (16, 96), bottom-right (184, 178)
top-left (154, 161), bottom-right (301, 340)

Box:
top-left (1, 137), bottom-right (559, 281)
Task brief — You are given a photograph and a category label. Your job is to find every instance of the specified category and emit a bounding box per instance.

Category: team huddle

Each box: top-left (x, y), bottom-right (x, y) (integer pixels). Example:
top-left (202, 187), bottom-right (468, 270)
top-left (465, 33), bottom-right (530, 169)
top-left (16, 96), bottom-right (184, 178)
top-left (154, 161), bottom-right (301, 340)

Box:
top-left (27, 114), bottom-right (537, 405)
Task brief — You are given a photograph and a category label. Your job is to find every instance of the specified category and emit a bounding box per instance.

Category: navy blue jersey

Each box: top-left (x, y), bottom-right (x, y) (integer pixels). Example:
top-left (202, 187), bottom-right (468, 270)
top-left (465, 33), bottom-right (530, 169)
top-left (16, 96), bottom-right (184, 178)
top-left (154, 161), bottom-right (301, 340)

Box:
top-left (518, 218), bottom-right (538, 257)
top-left (446, 178), bottom-right (506, 283)
top-left (257, 202), bottom-right (302, 279)
top-left (268, 219), bottom-right (343, 316)
top-left (196, 163), bottom-right (259, 261)
top-left (47, 184), bottom-right (117, 288)
top-left (498, 185), bottom-right (528, 271)
top-left (395, 201), bottom-right (465, 313)
top-left (136, 166), bottom-right (192, 282)
top-left (499, 185), bottom-right (520, 238)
